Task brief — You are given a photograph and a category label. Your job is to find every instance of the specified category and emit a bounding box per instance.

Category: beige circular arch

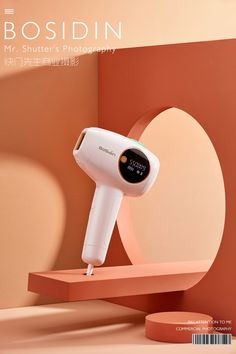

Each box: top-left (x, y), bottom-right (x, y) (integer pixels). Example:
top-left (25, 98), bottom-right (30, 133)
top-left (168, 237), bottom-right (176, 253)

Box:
top-left (117, 108), bottom-right (225, 284)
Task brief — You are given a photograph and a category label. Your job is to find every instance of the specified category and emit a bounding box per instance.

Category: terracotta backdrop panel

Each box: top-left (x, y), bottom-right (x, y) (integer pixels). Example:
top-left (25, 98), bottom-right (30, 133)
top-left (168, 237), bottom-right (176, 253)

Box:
top-left (99, 39), bottom-right (236, 334)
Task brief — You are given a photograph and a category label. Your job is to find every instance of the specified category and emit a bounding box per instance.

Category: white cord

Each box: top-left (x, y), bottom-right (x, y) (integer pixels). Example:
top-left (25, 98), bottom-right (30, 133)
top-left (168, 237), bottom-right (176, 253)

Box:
top-left (86, 264), bottom-right (94, 276)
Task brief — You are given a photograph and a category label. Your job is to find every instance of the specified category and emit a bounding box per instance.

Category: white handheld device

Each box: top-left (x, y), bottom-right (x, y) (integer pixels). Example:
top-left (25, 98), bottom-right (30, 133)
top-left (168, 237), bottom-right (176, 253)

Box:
top-left (73, 127), bottom-right (160, 275)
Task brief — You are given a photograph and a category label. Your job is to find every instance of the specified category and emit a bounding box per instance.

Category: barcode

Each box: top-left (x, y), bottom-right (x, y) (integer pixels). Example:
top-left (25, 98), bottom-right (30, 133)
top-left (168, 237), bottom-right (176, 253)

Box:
top-left (192, 333), bottom-right (232, 345)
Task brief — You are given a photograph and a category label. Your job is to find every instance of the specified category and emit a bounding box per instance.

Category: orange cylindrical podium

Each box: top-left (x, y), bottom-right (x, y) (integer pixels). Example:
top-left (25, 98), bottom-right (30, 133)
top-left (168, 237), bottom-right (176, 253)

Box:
top-left (145, 311), bottom-right (213, 343)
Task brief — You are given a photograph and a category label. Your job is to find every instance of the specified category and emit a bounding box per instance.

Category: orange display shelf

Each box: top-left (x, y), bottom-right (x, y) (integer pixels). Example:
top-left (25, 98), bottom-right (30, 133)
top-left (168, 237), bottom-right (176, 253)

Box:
top-left (28, 260), bottom-right (210, 301)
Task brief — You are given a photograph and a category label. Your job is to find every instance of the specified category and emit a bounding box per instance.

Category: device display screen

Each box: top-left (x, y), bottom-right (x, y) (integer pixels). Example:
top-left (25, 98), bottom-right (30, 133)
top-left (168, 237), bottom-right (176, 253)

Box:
top-left (119, 148), bottom-right (150, 183)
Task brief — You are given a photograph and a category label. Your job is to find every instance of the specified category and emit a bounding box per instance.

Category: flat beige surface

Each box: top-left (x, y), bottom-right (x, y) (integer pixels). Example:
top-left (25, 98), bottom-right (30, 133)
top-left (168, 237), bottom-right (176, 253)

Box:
top-left (0, 53), bottom-right (98, 309)
top-left (127, 108), bottom-right (225, 264)
top-left (0, 300), bottom-right (235, 354)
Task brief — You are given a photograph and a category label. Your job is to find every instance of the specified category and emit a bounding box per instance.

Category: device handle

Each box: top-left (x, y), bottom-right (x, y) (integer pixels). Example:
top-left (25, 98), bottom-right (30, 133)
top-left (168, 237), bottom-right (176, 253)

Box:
top-left (82, 184), bottom-right (124, 266)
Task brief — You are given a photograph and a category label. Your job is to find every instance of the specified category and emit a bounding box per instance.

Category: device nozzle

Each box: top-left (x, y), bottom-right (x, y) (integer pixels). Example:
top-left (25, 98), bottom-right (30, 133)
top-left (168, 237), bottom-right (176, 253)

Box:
top-left (86, 264), bottom-right (94, 276)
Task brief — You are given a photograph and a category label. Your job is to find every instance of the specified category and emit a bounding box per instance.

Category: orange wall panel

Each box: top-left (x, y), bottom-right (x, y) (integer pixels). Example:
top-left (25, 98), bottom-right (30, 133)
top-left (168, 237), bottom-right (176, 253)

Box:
top-left (99, 39), bottom-right (236, 334)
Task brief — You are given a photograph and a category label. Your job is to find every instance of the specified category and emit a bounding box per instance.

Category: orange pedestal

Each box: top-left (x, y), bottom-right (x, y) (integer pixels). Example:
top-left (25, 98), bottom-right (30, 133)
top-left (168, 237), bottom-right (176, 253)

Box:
top-left (28, 260), bottom-right (210, 301)
top-left (145, 311), bottom-right (213, 343)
